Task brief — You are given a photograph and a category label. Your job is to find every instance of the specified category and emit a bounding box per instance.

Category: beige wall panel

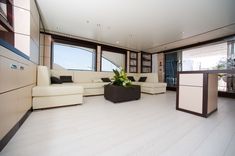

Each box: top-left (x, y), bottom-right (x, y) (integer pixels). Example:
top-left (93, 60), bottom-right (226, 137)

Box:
top-left (30, 0), bottom-right (40, 26)
top-left (30, 15), bottom-right (40, 46)
top-left (96, 45), bottom-right (101, 72)
top-left (179, 86), bottom-right (203, 113)
top-left (14, 34), bottom-right (30, 56)
top-left (44, 57), bottom-right (51, 68)
top-left (40, 45), bottom-right (44, 57)
top-left (207, 74), bottom-right (218, 114)
top-left (39, 56), bottom-right (44, 65)
top-left (40, 34), bottom-right (45, 46)
top-left (179, 73), bottom-right (203, 86)
top-left (44, 46), bottom-right (51, 58)
top-left (44, 35), bottom-right (52, 46)
top-left (157, 53), bottom-right (164, 82)
top-left (14, 7), bottom-right (30, 35)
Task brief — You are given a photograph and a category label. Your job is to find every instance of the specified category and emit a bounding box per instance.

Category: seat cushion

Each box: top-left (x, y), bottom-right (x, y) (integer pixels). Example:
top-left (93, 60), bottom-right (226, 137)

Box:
top-left (33, 85), bottom-right (83, 97)
top-left (133, 82), bottom-right (167, 88)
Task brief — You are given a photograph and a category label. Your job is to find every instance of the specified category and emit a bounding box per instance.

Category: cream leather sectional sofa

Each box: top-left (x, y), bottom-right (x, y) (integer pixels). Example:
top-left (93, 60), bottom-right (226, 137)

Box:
top-left (32, 66), bottom-right (166, 109)
top-left (50, 67), bottom-right (167, 95)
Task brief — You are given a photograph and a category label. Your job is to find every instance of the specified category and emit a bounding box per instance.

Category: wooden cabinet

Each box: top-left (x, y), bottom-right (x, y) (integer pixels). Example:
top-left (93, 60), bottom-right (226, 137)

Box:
top-left (0, 44), bottom-right (36, 142)
top-left (141, 53), bottom-right (152, 73)
top-left (177, 72), bottom-right (218, 117)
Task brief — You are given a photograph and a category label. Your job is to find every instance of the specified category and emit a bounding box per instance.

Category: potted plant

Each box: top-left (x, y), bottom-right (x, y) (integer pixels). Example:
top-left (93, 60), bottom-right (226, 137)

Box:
top-left (104, 68), bottom-right (140, 103)
top-left (112, 68), bottom-right (132, 87)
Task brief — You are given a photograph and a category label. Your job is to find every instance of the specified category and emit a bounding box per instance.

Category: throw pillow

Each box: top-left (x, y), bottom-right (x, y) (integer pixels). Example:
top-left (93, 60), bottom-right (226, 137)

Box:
top-left (138, 77), bottom-right (147, 82)
top-left (51, 76), bottom-right (62, 84)
top-left (127, 76), bottom-right (135, 82)
top-left (101, 77), bottom-right (111, 82)
top-left (60, 76), bottom-right (73, 83)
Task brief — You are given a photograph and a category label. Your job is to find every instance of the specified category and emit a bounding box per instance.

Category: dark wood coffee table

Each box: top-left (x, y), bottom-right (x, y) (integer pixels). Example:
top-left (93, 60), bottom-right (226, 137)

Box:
top-left (104, 84), bottom-right (141, 103)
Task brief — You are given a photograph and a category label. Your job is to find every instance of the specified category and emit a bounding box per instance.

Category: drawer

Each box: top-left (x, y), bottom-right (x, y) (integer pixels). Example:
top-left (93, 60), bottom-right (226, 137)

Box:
top-left (178, 86), bottom-right (203, 113)
top-left (0, 56), bottom-right (20, 93)
top-left (179, 73), bottom-right (203, 87)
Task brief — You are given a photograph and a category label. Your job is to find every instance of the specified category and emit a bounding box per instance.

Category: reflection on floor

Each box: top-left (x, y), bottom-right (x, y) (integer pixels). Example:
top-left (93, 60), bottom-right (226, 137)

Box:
top-left (1, 91), bottom-right (235, 156)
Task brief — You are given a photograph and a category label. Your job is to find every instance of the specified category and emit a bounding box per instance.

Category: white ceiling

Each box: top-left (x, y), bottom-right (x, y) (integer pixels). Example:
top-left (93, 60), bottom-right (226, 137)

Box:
top-left (36, 0), bottom-right (235, 52)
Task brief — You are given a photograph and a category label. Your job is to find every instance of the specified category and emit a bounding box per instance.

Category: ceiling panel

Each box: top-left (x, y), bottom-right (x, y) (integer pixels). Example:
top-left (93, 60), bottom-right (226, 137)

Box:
top-left (36, 0), bottom-right (235, 52)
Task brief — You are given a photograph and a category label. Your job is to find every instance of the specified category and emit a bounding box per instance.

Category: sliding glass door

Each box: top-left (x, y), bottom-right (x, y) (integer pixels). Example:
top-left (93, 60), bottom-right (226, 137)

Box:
top-left (165, 51), bottom-right (181, 88)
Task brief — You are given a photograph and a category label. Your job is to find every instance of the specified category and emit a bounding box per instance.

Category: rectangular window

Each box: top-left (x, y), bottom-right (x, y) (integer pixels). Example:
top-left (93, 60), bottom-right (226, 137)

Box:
top-left (53, 43), bottom-right (96, 71)
top-left (182, 42), bottom-right (227, 71)
top-left (101, 50), bottom-right (126, 72)
top-left (182, 42), bottom-right (228, 91)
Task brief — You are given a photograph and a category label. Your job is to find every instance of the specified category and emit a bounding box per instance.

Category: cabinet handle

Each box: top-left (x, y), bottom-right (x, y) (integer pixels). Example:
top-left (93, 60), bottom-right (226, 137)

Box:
top-left (10, 64), bottom-right (18, 69)
top-left (20, 66), bottom-right (24, 70)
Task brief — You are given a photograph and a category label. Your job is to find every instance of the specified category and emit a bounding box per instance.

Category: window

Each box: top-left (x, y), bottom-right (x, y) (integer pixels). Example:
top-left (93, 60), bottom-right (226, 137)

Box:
top-left (101, 50), bottom-right (126, 71)
top-left (182, 42), bottom-right (227, 71)
top-left (53, 43), bottom-right (96, 71)
top-left (182, 42), bottom-right (228, 91)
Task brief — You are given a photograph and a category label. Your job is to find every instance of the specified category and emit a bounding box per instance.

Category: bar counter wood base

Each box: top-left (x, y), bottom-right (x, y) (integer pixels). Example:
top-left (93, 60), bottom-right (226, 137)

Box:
top-left (176, 71), bottom-right (220, 118)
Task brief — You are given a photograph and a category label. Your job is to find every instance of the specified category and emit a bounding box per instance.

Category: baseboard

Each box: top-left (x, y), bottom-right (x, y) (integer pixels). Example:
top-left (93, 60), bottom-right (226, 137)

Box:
top-left (33, 103), bottom-right (81, 111)
top-left (0, 108), bottom-right (32, 152)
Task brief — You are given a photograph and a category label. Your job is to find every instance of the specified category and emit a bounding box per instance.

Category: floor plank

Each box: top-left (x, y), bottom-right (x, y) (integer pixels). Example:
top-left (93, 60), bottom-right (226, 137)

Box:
top-left (0, 92), bottom-right (235, 156)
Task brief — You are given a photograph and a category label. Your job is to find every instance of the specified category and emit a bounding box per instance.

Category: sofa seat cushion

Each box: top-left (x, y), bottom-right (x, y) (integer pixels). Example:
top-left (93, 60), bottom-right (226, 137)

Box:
top-left (133, 82), bottom-right (167, 88)
top-left (33, 85), bottom-right (83, 97)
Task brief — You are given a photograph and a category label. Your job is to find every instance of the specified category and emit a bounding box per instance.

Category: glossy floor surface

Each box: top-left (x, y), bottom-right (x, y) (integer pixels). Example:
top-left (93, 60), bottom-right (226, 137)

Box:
top-left (1, 92), bottom-right (235, 156)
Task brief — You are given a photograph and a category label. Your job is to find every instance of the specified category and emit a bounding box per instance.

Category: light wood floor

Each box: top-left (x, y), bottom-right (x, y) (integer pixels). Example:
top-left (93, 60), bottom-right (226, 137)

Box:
top-left (1, 91), bottom-right (235, 156)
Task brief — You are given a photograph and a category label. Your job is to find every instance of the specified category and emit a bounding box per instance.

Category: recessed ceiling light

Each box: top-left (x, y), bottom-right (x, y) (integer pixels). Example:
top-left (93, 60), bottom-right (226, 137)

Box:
top-left (116, 41), bottom-right (119, 44)
top-left (86, 20), bottom-right (90, 23)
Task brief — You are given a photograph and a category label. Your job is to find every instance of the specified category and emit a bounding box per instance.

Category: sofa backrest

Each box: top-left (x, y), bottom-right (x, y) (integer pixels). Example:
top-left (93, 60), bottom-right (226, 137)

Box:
top-left (50, 69), bottom-right (159, 83)
top-left (37, 66), bottom-right (50, 86)
top-left (139, 73), bottom-right (159, 83)
top-left (73, 71), bottom-right (114, 83)
top-left (51, 70), bottom-right (114, 83)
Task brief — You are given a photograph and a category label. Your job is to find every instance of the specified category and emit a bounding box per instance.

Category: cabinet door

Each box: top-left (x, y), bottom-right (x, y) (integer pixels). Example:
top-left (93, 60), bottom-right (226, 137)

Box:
top-left (17, 85), bottom-right (33, 120)
top-left (0, 91), bottom-right (18, 140)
